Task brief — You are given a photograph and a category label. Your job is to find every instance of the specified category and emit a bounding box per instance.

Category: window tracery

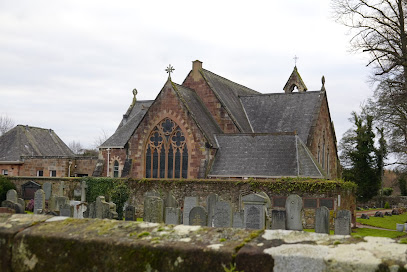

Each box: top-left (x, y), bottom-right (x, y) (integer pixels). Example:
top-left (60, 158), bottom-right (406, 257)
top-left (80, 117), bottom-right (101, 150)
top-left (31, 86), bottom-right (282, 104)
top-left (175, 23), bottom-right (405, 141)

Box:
top-left (145, 118), bottom-right (188, 178)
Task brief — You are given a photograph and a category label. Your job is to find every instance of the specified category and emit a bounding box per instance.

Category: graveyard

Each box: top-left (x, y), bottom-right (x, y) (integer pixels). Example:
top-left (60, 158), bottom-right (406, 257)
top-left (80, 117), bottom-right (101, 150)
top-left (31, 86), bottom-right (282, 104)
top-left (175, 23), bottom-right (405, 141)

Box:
top-left (1, 176), bottom-right (407, 271)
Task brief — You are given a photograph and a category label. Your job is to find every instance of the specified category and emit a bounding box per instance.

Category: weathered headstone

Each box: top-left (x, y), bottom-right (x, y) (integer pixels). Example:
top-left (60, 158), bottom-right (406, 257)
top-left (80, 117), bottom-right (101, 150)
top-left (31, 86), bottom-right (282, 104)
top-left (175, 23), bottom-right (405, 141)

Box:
top-left (6, 189), bottom-right (18, 203)
top-left (84, 202), bottom-right (96, 218)
top-left (213, 201), bottom-right (233, 228)
top-left (125, 205), bottom-right (136, 221)
top-left (60, 203), bottom-right (72, 217)
top-left (242, 194), bottom-right (267, 229)
top-left (164, 191), bottom-right (177, 208)
top-left (183, 196), bottom-right (198, 225)
top-left (21, 180), bottom-right (41, 200)
top-left (96, 196), bottom-right (110, 219)
top-left (34, 189), bottom-right (45, 214)
top-left (206, 193), bottom-right (219, 227)
top-left (73, 203), bottom-right (88, 219)
top-left (17, 198), bottom-right (25, 210)
top-left (165, 207), bottom-right (181, 225)
top-left (334, 210), bottom-right (351, 235)
top-left (108, 201), bottom-right (118, 219)
top-left (144, 191), bottom-right (160, 198)
top-left (189, 206), bottom-right (207, 226)
top-left (232, 211), bottom-right (244, 228)
top-left (42, 182), bottom-right (52, 201)
top-left (1, 200), bottom-right (24, 214)
top-left (315, 206), bottom-right (330, 234)
top-left (271, 210), bottom-right (286, 230)
top-left (50, 195), bottom-right (69, 212)
top-left (144, 196), bottom-right (164, 223)
top-left (285, 194), bottom-right (303, 231)
top-left (81, 180), bottom-right (88, 203)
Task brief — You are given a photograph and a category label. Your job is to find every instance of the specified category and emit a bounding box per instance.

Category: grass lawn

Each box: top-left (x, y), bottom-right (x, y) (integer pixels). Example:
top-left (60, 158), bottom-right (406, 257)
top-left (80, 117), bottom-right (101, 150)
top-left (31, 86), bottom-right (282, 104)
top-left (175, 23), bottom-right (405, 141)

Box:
top-left (351, 228), bottom-right (406, 239)
top-left (304, 228), bottom-right (406, 238)
top-left (357, 213), bottom-right (407, 230)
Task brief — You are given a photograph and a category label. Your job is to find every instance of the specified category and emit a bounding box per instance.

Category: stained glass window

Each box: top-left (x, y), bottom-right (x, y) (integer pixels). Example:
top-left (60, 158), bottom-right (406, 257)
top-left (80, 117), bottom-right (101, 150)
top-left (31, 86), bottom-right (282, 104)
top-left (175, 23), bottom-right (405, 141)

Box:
top-left (145, 118), bottom-right (188, 178)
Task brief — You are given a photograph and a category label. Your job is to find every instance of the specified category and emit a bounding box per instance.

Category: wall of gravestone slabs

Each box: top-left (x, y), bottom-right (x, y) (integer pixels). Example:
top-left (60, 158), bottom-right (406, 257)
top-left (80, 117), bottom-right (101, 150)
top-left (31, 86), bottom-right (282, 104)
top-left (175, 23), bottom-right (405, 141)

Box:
top-left (7, 177), bottom-right (356, 227)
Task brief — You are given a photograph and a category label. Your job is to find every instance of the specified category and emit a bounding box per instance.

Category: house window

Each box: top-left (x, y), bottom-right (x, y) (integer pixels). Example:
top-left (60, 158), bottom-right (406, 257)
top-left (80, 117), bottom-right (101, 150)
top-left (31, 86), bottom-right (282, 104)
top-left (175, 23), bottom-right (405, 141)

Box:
top-left (145, 118), bottom-right (188, 179)
top-left (1, 169), bottom-right (8, 175)
top-left (49, 170), bottom-right (56, 177)
top-left (113, 160), bottom-right (119, 178)
top-left (37, 170), bottom-right (43, 177)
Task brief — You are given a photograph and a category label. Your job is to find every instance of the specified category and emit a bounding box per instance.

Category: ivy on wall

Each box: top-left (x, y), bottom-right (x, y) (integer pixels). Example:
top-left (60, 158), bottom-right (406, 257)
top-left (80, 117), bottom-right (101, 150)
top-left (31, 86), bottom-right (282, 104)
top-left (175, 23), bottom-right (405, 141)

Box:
top-left (80, 177), bottom-right (130, 219)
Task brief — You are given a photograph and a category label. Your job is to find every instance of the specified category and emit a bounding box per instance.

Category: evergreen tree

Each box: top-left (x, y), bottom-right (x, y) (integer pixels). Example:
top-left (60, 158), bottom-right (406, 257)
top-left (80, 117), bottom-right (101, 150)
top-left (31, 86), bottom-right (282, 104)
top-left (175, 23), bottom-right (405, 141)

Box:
top-left (340, 111), bottom-right (385, 201)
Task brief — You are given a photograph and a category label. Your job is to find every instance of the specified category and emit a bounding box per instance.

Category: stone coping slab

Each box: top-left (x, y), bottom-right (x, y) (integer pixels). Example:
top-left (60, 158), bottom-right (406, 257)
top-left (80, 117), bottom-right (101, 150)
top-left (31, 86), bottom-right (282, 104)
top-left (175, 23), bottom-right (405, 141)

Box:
top-left (0, 214), bottom-right (406, 272)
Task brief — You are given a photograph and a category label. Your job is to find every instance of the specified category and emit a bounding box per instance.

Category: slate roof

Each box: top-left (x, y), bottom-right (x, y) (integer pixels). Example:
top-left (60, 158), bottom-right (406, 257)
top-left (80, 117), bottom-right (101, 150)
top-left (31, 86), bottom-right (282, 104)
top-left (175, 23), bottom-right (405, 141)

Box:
top-left (172, 82), bottom-right (223, 148)
top-left (240, 91), bottom-right (322, 144)
top-left (0, 125), bottom-right (74, 162)
top-left (100, 100), bottom-right (153, 148)
top-left (208, 133), bottom-right (324, 178)
top-left (201, 69), bottom-right (259, 132)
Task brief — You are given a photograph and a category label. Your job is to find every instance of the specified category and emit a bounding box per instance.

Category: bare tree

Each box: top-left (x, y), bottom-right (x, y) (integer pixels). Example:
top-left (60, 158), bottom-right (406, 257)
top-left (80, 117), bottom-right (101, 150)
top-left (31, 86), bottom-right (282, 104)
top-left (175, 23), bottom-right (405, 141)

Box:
top-left (68, 140), bottom-right (84, 154)
top-left (93, 129), bottom-right (110, 149)
top-left (0, 115), bottom-right (14, 136)
top-left (332, 0), bottom-right (407, 167)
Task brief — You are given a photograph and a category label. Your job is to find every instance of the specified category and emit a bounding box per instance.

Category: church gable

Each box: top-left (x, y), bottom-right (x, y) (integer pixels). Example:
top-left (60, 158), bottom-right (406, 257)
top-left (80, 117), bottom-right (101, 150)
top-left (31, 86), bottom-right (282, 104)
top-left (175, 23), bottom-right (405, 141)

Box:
top-left (283, 66), bottom-right (308, 93)
top-left (128, 80), bottom-right (217, 179)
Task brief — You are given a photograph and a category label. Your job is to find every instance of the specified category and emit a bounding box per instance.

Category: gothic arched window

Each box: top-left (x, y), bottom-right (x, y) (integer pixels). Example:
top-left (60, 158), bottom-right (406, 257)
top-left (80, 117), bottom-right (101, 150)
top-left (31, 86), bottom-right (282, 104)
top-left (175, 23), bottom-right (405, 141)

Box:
top-left (113, 160), bottom-right (119, 178)
top-left (145, 118), bottom-right (188, 179)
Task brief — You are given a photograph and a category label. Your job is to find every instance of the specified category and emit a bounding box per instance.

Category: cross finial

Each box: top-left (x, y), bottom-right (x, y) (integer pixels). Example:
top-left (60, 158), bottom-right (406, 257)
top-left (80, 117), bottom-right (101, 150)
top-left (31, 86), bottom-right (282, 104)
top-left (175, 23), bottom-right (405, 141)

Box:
top-left (165, 64), bottom-right (175, 79)
top-left (293, 55), bottom-right (299, 66)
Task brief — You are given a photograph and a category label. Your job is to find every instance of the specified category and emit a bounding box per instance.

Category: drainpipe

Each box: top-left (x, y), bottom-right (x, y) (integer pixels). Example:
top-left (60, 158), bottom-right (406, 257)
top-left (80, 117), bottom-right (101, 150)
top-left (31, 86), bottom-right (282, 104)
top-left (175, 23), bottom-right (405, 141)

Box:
top-left (68, 161), bottom-right (72, 177)
top-left (106, 148), bottom-right (111, 177)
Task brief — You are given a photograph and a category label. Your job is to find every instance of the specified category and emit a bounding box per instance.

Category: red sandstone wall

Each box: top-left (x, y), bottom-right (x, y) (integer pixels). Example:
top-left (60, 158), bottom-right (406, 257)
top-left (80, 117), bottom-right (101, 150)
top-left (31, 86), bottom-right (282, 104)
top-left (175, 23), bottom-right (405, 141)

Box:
top-left (183, 72), bottom-right (240, 133)
top-left (128, 81), bottom-right (214, 179)
top-left (99, 148), bottom-right (127, 177)
top-left (308, 94), bottom-right (339, 179)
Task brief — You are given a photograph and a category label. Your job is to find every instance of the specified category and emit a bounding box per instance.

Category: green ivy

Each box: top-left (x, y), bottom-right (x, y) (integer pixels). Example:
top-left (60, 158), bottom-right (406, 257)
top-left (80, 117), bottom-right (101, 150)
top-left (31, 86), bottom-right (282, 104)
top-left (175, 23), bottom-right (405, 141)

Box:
top-left (0, 175), bottom-right (16, 202)
top-left (81, 177), bottom-right (130, 219)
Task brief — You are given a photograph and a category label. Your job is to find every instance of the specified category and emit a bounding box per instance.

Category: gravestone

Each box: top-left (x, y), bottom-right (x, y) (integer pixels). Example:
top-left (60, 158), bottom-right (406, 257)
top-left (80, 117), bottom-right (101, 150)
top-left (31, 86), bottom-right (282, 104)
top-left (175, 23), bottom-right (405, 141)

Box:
top-left (50, 195), bottom-right (69, 212)
top-left (232, 211), bottom-right (244, 228)
top-left (213, 201), bottom-right (233, 228)
top-left (271, 210), bottom-right (286, 230)
top-left (374, 211), bottom-right (384, 218)
top-left (6, 189), bottom-right (18, 203)
top-left (34, 189), bottom-right (45, 214)
top-left (334, 210), bottom-right (351, 235)
top-left (242, 194), bottom-right (267, 229)
top-left (81, 180), bottom-right (88, 203)
top-left (60, 203), bottom-right (72, 217)
top-left (59, 181), bottom-right (66, 196)
top-left (21, 181), bottom-right (41, 200)
top-left (315, 206), bottom-right (330, 234)
top-left (164, 191), bottom-right (177, 208)
top-left (108, 201), bottom-right (118, 219)
top-left (258, 192), bottom-right (272, 228)
top-left (189, 206), bottom-right (207, 226)
top-left (206, 193), bottom-right (219, 227)
top-left (125, 205), bottom-right (136, 221)
top-left (165, 207), bottom-right (181, 225)
top-left (17, 198), bottom-right (25, 210)
top-left (96, 196), bottom-right (111, 219)
top-left (84, 202), bottom-right (96, 218)
top-left (42, 182), bottom-right (52, 201)
top-left (183, 196), bottom-right (198, 225)
top-left (73, 203), bottom-right (88, 219)
top-left (361, 213), bottom-right (370, 219)
top-left (285, 194), bottom-right (303, 231)
top-left (1, 200), bottom-right (24, 214)
top-left (384, 211), bottom-right (392, 216)
top-left (144, 191), bottom-right (160, 198)
top-left (144, 196), bottom-right (164, 223)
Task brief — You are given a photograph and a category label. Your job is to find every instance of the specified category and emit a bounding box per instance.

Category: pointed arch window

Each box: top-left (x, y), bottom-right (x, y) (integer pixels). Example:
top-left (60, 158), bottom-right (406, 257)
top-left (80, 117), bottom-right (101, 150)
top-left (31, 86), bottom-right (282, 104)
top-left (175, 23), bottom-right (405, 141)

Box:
top-left (113, 160), bottom-right (119, 178)
top-left (145, 118), bottom-right (188, 179)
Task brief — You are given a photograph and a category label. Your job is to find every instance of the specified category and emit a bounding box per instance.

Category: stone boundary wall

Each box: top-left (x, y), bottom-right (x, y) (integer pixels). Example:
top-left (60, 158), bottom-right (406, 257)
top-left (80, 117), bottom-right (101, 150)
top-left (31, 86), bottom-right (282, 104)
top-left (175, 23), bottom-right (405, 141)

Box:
top-left (0, 214), bottom-right (406, 272)
top-left (359, 195), bottom-right (407, 208)
top-left (7, 177), bottom-right (357, 227)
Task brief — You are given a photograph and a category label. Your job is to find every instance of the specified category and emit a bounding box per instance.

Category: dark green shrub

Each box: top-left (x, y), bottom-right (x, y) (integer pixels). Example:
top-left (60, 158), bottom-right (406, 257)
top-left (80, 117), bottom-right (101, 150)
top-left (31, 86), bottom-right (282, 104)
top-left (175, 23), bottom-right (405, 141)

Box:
top-left (0, 176), bottom-right (16, 202)
top-left (399, 175), bottom-right (407, 196)
top-left (384, 202), bottom-right (390, 209)
top-left (382, 187), bottom-right (393, 196)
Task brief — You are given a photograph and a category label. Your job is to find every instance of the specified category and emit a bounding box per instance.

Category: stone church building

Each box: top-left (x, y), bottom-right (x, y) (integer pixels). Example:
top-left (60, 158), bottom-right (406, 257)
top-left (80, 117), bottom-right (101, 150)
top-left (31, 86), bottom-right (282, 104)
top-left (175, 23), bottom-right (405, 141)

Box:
top-left (98, 60), bottom-right (338, 180)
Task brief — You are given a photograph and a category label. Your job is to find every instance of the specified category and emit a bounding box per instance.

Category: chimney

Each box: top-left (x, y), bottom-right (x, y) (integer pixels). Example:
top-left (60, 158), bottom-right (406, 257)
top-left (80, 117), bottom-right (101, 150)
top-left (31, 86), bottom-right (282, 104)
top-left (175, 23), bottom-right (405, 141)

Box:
top-left (192, 60), bottom-right (203, 81)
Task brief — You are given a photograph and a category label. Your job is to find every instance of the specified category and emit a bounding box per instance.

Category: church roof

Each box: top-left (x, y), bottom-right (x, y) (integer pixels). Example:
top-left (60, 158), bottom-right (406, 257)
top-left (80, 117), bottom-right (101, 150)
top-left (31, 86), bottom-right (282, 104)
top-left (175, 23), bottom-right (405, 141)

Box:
top-left (208, 133), bottom-right (324, 178)
top-left (0, 125), bottom-right (74, 162)
top-left (201, 69), bottom-right (259, 132)
top-left (172, 82), bottom-right (223, 148)
top-left (240, 91), bottom-right (322, 144)
top-left (100, 100), bottom-right (153, 148)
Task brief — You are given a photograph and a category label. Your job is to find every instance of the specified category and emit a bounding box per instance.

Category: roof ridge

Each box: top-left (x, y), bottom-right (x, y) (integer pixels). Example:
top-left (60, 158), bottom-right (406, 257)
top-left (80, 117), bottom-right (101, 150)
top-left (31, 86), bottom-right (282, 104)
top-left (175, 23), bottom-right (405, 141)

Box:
top-left (202, 69), bottom-right (260, 94)
top-left (240, 90), bottom-right (321, 98)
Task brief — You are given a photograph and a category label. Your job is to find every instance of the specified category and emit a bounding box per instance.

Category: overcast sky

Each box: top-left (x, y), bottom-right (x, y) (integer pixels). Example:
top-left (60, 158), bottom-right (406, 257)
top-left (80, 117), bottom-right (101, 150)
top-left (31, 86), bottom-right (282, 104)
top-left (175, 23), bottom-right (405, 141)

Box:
top-left (0, 0), bottom-right (373, 149)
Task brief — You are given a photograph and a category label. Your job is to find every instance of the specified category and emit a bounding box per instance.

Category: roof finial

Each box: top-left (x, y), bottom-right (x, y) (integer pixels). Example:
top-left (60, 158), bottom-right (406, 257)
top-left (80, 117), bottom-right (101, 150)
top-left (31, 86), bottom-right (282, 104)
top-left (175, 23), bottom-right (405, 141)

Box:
top-left (293, 55), bottom-right (299, 67)
top-left (165, 64), bottom-right (175, 79)
top-left (321, 76), bottom-right (326, 91)
top-left (132, 88), bottom-right (138, 101)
